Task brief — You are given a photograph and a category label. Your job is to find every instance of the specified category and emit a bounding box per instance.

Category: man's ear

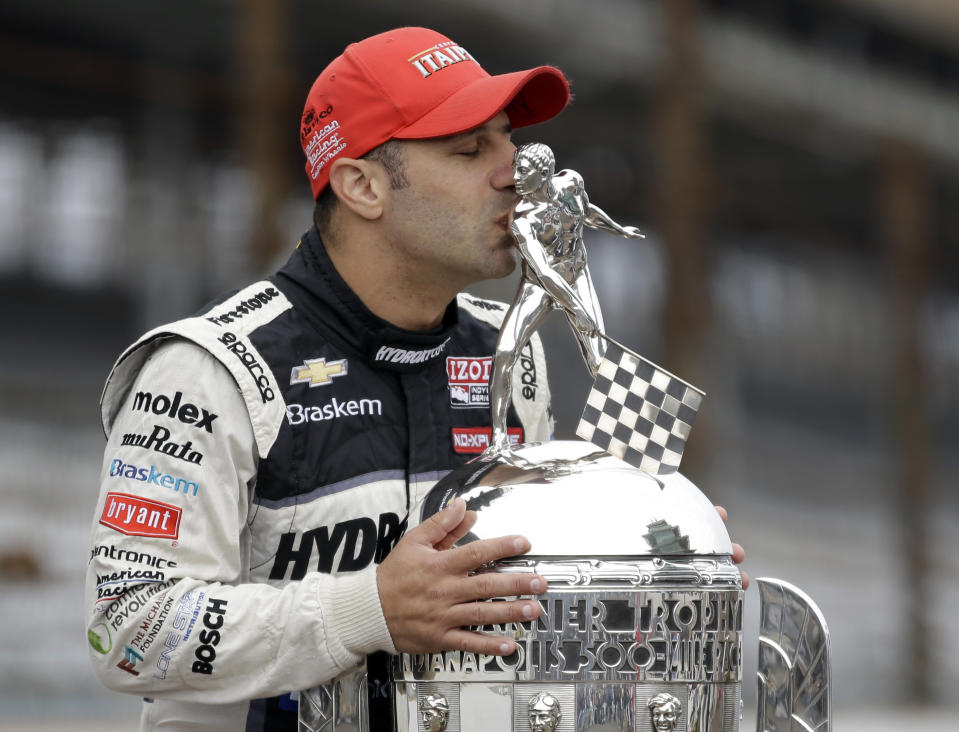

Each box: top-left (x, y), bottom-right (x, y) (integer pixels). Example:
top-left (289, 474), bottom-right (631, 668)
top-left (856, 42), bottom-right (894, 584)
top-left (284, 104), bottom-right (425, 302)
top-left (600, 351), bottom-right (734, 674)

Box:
top-left (328, 158), bottom-right (387, 220)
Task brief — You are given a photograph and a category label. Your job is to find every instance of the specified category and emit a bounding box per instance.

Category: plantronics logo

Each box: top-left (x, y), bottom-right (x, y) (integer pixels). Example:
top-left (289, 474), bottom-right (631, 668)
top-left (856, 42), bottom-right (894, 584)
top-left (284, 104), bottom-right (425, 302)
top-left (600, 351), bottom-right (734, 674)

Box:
top-left (109, 458), bottom-right (199, 497)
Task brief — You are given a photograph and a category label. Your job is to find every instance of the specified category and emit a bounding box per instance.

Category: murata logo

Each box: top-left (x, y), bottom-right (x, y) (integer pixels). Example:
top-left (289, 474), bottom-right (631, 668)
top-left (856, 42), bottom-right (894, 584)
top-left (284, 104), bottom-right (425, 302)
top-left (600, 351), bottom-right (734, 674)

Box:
top-left (409, 40), bottom-right (478, 78)
top-left (99, 492), bottom-right (182, 539)
top-left (447, 356), bottom-right (492, 408)
top-left (451, 427), bottom-right (523, 454)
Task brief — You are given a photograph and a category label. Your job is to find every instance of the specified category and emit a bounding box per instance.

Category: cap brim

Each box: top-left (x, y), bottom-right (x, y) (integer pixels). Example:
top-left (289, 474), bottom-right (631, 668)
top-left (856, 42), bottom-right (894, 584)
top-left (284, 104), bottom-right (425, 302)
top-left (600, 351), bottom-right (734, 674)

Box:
top-left (394, 66), bottom-right (570, 139)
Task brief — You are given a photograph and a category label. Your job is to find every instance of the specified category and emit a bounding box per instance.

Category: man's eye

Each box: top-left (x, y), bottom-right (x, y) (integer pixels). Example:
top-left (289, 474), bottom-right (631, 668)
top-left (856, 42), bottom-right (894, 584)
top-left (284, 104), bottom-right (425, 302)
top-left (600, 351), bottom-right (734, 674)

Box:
top-left (458, 148), bottom-right (480, 157)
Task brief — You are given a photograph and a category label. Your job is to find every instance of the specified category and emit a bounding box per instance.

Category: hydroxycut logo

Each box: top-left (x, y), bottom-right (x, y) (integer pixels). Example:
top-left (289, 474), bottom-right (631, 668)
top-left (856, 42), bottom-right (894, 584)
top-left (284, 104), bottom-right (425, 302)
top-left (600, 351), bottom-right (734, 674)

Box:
top-left (99, 492), bottom-right (182, 540)
top-left (109, 458), bottom-right (199, 497)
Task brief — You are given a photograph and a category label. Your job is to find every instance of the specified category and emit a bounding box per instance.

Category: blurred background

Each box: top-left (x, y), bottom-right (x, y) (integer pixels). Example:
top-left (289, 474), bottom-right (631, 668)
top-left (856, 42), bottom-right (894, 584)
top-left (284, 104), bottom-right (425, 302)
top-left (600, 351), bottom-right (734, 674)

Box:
top-left (1, 0), bottom-right (957, 729)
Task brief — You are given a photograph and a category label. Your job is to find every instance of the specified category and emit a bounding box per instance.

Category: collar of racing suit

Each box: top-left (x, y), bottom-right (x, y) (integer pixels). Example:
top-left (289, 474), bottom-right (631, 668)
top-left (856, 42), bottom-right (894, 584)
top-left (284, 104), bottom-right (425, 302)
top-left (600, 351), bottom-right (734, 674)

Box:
top-left (275, 225), bottom-right (459, 372)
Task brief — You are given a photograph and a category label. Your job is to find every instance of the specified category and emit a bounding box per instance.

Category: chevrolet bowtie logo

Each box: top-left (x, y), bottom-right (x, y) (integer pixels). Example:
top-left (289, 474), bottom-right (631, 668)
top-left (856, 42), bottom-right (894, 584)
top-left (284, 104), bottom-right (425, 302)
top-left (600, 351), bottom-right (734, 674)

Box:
top-left (290, 357), bottom-right (348, 387)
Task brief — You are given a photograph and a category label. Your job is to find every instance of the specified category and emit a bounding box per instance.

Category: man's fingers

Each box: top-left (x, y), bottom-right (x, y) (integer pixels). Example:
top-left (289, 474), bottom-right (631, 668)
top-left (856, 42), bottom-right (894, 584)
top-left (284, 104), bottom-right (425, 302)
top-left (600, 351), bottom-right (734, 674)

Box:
top-left (715, 505), bottom-right (728, 522)
top-left (440, 629), bottom-right (522, 657)
top-left (434, 509), bottom-right (478, 551)
top-left (443, 535), bottom-right (531, 574)
top-left (731, 541), bottom-right (745, 564)
top-left (409, 498), bottom-right (468, 547)
top-left (447, 597), bottom-right (542, 630)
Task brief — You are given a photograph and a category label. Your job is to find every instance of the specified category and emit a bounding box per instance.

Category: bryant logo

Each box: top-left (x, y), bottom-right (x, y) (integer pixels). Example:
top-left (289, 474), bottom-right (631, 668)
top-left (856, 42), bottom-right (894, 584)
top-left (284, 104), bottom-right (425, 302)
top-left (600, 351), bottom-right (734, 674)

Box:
top-left (447, 356), bottom-right (492, 409)
top-left (99, 492), bottom-right (181, 540)
top-left (408, 41), bottom-right (478, 78)
top-left (451, 427), bottom-right (522, 454)
top-left (291, 357), bottom-right (348, 387)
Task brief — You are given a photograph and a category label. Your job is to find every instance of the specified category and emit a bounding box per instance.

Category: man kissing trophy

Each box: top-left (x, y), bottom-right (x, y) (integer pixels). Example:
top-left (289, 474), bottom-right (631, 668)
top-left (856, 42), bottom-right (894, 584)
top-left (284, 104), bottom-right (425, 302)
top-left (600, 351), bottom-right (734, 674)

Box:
top-left (301, 145), bottom-right (833, 731)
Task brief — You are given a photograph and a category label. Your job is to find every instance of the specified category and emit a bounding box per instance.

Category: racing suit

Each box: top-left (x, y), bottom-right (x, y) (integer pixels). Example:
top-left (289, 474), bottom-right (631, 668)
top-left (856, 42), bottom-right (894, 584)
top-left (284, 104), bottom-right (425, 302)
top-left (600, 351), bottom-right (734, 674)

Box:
top-left (85, 225), bottom-right (553, 730)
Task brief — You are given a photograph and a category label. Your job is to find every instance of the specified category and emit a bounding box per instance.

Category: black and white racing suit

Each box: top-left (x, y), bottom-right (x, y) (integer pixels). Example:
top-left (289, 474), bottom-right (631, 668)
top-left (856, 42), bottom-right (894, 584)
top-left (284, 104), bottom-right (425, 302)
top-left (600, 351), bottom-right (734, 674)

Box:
top-left (85, 225), bottom-right (553, 730)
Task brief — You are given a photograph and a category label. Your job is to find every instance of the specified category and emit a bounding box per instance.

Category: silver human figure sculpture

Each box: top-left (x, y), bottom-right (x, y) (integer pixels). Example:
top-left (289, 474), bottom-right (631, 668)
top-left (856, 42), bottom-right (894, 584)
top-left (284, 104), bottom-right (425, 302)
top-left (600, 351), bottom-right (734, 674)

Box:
top-left (527, 690), bottom-right (562, 732)
top-left (419, 693), bottom-right (450, 732)
top-left (487, 143), bottom-right (644, 455)
top-left (647, 692), bottom-right (681, 731)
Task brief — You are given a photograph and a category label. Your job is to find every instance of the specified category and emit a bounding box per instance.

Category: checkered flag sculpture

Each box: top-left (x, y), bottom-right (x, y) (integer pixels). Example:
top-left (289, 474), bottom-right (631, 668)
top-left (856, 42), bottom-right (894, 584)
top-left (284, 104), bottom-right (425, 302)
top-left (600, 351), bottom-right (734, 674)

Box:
top-left (576, 339), bottom-right (704, 475)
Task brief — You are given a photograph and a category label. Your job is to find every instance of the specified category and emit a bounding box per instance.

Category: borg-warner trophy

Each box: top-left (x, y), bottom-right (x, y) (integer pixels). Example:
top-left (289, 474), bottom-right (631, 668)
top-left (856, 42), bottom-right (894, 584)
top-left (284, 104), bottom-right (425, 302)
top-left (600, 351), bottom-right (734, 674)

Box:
top-left (299, 145), bottom-right (832, 731)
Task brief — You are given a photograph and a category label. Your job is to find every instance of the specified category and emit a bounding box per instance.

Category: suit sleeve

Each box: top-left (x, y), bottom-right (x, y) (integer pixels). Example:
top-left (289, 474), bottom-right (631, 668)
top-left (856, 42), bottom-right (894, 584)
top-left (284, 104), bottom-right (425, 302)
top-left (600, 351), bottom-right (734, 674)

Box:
top-left (85, 340), bottom-right (395, 703)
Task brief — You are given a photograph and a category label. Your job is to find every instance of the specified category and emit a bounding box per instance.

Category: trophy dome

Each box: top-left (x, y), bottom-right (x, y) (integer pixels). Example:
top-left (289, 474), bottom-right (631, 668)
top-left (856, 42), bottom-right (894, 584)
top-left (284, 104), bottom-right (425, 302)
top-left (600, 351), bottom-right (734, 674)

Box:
top-left (421, 440), bottom-right (733, 558)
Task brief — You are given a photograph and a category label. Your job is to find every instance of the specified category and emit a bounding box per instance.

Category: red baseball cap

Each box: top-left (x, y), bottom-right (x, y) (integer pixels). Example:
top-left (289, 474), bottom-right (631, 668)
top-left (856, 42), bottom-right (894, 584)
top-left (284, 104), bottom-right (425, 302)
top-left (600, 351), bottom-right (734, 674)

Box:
top-left (300, 27), bottom-right (571, 199)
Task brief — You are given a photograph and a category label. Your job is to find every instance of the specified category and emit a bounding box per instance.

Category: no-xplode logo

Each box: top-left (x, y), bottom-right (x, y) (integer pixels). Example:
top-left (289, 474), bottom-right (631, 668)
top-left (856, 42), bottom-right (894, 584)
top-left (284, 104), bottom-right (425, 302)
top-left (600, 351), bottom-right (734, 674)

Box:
top-left (451, 427), bottom-right (522, 454)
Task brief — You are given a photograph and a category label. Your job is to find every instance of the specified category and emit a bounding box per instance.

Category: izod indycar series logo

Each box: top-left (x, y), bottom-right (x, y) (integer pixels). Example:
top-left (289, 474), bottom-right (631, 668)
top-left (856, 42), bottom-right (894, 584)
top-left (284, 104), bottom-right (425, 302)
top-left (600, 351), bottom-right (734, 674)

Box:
top-left (447, 356), bottom-right (492, 408)
top-left (451, 427), bottom-right (522, 454)
top-left (99, 492), bottom-right (182, 539)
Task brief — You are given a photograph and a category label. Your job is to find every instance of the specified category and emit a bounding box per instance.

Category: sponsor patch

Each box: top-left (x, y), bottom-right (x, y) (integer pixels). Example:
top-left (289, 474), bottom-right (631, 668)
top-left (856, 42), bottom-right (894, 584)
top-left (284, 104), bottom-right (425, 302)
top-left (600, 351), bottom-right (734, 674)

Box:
top-left (451, 427), bottom-right (523, 454)
top-left (290, 357), bottom-right (348, 387)
top-left (131, 390), bottom-right (218, 433)
top-left (408, 40), bottom-right (478, 78)
top-left (99, 492), bottom-right (182, 540)
top-left (109, 457), bottom-right (199, 497)
top-left (447, 356), bottom-right (493, 408)
top-left (286, 397), bottom-right (382, 425)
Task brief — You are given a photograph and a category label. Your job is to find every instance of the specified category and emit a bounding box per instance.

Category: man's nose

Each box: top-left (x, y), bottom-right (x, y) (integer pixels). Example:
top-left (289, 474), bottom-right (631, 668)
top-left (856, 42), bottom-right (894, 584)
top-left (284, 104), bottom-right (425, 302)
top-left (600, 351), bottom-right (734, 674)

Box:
top-left (491, 142), bottom-right (517, 191)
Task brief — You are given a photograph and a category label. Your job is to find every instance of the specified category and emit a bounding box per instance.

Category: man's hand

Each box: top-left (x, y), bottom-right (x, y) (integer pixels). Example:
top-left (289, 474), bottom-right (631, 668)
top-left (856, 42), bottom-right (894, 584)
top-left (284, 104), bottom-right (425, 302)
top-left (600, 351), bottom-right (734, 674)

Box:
top-left (622, 225), bottom-right (645, 239)
top-left (377, 499), bottom-right (546, 656)
top-left (715, 505), bottom-right (749, 589)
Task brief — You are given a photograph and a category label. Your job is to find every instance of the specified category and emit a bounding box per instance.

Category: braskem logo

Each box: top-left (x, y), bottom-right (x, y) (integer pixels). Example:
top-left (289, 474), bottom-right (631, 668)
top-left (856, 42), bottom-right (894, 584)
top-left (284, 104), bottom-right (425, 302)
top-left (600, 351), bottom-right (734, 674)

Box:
top-left (109, 458), bottom-right (199, 497)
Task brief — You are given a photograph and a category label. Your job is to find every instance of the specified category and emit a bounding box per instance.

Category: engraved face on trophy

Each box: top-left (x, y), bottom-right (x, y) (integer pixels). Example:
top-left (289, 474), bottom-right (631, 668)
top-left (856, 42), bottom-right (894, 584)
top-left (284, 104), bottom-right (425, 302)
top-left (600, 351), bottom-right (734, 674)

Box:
top-left (513, 143), bottom-right (553, 197)
top-left (648, 692), bottom-right (681, 731)
top-left (419, 693), bottom-right (449, 732)
top-left (527, 691), bottom-right (561, 732)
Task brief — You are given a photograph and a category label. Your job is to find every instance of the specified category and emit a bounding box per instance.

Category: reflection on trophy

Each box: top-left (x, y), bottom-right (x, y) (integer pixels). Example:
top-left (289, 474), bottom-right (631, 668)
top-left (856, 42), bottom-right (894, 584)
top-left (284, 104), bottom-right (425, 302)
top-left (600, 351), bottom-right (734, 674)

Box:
top-left (300, 145), bottom-right (833, 731)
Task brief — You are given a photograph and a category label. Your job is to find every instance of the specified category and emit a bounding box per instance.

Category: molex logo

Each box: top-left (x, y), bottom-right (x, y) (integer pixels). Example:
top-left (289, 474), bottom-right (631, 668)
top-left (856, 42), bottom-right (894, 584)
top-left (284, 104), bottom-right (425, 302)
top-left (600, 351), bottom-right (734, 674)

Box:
top-left (131, 390), bottom-right (218, 433)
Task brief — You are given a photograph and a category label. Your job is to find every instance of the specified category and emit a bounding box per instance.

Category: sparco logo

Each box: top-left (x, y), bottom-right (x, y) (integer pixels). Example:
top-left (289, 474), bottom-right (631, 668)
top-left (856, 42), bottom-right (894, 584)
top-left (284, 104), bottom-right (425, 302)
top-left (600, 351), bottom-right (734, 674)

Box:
top-left (373, 338), bottom-right (450, 366)
top-left (268, 512), bottom-right (406, 580)
top-left (409, 40), bottom-right (478, 79)
top-left (121, 425), bottom-right (203, 465)
top-left (192, 597), bottom-right (228, 675)
top-left (206, 287), bottom-right (281, 326)
top-left (217, 331), bottom-right (275, 402)
top-left (99, 492), bottom-right (181, 540)
top-left (519, 342), bottom-right (538, 401)
top-left (131, 390), bottom-right (217, 433)
top-left (447, 356), bottom-right (492, 408)
top-left (451, 427), bottom-right (523, 454)
top-left (109, 458), bottom-right (199, 497)
top-left (286, 398), bottom-right (382, 425)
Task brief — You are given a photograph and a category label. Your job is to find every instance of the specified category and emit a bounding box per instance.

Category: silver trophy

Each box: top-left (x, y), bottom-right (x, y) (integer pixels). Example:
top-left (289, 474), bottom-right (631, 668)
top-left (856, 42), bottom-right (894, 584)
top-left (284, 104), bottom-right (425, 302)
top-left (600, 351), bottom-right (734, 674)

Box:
top-left (300, 145), bottom-right (832, 731)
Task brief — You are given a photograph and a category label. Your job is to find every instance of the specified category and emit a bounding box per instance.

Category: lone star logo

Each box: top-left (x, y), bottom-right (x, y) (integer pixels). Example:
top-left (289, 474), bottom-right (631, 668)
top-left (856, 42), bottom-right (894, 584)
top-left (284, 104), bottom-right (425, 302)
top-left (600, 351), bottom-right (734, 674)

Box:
top-left (290, 357), bottom-right (348, 387)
